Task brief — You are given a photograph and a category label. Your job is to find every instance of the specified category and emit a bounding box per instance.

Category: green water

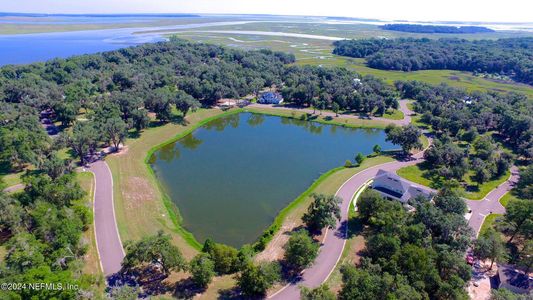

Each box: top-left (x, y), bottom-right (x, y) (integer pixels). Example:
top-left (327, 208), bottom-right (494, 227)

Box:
top-left (150, 112), bottom-right (395, 247)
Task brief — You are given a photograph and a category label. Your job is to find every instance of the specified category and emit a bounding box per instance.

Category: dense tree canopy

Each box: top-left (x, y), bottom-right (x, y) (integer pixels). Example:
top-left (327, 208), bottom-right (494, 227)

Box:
top-left (396, 80), bottom-right (532, 159)
top-left (346, 189), bottom-right (472, 299)
top-left (333, 38), bottom-right (533, 85)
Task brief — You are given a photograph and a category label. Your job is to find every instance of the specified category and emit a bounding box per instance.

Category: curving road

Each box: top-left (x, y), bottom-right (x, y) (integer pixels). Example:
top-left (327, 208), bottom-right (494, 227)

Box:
top-left (89, 160), bottom-right (125, 276)
top-left (270, 151), bottom-right (426, 299)
top-left (466, 165), bottom-right (519, 236)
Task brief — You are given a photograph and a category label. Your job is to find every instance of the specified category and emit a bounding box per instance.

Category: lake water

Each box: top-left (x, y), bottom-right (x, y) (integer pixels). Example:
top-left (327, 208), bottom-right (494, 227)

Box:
top-left (150, 112), bottom-right (395, 247)
top-left (0, 21), bottom-right (254, 65)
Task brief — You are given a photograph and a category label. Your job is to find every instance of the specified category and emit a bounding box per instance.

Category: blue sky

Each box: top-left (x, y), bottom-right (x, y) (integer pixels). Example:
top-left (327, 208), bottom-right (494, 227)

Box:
top-left (2, 0), bottom-right (532, 22)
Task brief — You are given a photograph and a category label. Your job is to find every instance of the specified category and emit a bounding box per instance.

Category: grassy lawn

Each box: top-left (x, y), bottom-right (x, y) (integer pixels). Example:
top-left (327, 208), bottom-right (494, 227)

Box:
top-left (396, 164), bottom-right (434, 187)
top-left (479, 214), bottom-right (504, 236)
top-left (499, 191), bottom-right (520, 208)
top-left (0, 245), bottom-right (5, 263)
top-left (396, 163), bottom-right (510, 200)
top-left (76, 171), bottom-right (106, 296)
top-left (106, 108), bottom-right (235, 260)
top-left (245, 106), bottom-right (390, 129)
top-left (462, 170), bottom-right (510, 200)
top-left (382, 108), bottom-right (404, 120)
top-left (0, 168), bottom-right (25, 188)
top-left (77, 172), bottom-right (102, 276)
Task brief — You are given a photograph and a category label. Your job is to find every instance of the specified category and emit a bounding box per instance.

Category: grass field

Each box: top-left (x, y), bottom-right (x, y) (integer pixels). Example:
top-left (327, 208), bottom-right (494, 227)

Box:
top-left (396, 163), bottom-right (510, 200)
top-left (245, 106), bottom-right (390, 129)
top-left (77, 172), bottom-right (102, 276)
top-left (0, 245), bottom-right (5, 263)
top-left (106, 108), bottom-right (233, 259)
top-left (76, 171), bottom-right (106, 297)
top-left (479, 214), bottom-right (504, 236)
top-left (382, 108), bottom-right (404, 120)
top-left (499, 191), bottom-right (520, 207)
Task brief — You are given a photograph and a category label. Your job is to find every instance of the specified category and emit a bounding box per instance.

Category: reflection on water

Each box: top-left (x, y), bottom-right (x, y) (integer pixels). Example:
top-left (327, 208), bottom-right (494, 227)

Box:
top-left (150, 112), bottom-right (396, 247)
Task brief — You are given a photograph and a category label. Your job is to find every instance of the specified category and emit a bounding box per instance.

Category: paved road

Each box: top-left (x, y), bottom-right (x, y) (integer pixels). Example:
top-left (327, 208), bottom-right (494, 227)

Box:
top-left (249, 99), bottom-right (413, 126)
top-left (269, 138), bottom-right (518, 299)
top-left (270, 151), bottom-right (426, 299)
top-left (466, 165), bottom-right (519, 236)
top-left (89, 160), bottom-right (125, 276)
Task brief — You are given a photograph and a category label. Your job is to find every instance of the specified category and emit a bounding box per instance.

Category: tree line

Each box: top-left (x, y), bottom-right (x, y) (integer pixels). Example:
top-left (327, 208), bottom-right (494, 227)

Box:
top-left (396, 80), bottom-right (532, 160)
top-left (332, 37), bottom-right (533, 85)
top-left (380, 24), bottom-right (494, 34)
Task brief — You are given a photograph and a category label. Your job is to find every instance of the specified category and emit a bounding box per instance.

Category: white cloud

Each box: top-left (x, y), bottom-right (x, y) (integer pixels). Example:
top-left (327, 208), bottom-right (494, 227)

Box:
top-left (1, 0), bottom-right (532, 23)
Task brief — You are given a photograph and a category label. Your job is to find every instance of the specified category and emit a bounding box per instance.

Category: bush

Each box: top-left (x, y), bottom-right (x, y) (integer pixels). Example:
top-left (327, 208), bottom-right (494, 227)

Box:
top-left (284, 230), bottom-right (319, 271)
top-left (202, 239), bottom-right (239, 274)
top-left (237, 262), bottom-right (281, 297)
top-left (344, 160), bottom-right (353, 168)
top-left (189, 253), bottom-right (215, 289)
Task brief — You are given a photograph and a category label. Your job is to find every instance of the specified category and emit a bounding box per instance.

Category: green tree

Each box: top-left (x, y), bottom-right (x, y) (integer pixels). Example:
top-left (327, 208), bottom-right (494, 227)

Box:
top-left (131, 108), bottom-right (150, 132)
top-left (516, 165), bottom-right (533, 199)
top-left (189, 253), bottom-right (215, 289)
top-left (175, 90), bottom-right (200, 117)
top-left (5, 233), bottom-right (46, 272)
top-left (237, 262), bottom-right (281, 297)
top-left (300, 284), bottom-right (336, 300)
top-left (357, 189), bottom-right (385, 223)
top-left (0, 193), bottom-right (25, 234)
top-left (203, 242), bottom-right (239, 274)
top-left (385, 124), bottom-right (422, 155)
top-left (40, 153), bottom-right (69, 179)
top-left (434, 190), bottom-right (466, 215)
top-left (68, 122), bottom-right (97, 165)
top-left (490, 288), bottom-right (529, 300)
top-left (302, 193), bottom-right (342, 233)
top-left (108, 285), bottom-right (140, 300)
top-left (102, 117), bottom-right (127, 151)
top-left (250, 78), bottom-right (266, 100)
top-left (504, 200), bottom-right (533, 242)
top-left (517, 240), bottom-right (533, 274)
top-left (122, 230), bottom-right (187, 276)
top-left (373, 144), bottom-right (381, 155)
top-left (355, 152), bottom-right (365, 166)
top-left (284, 230), bottom-right (319, 270)
top-left (332, 102), bottom-right (340, 117)
top-left (473, 228), bottom-right (507, 269)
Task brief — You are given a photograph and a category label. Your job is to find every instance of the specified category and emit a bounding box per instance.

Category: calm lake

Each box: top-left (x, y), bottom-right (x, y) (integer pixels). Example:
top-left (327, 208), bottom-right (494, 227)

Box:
top-left (150, 112), bottom-right (396, 247)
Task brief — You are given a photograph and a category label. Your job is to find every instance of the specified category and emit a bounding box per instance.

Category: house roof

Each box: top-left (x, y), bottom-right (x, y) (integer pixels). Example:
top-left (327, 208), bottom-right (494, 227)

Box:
top-left (373, 169), bottom-right (433, 201)
top-left (498, 265), bottom-right (532, 291)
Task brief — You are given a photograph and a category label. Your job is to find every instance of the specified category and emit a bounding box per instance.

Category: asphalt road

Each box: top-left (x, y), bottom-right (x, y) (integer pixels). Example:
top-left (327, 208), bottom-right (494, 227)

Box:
top-left (270, 151), bottom-right (426, 299)
top-left (466, 165), bottom-right (519, 236)
top-left (89, 160), bottom-right (125, 276)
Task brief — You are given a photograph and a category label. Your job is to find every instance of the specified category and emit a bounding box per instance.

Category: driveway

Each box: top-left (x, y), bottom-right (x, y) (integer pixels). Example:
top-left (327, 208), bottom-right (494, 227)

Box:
top-left (89, 160), bottom-right (125, 276)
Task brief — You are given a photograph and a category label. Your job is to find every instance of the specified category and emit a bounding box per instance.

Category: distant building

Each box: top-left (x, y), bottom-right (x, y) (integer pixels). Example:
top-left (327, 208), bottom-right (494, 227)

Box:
top-left (258, 92), bottom-right (283, 105)
top-left (371, 169), bottom-right (434, 203)
top-left (496, 265), bottom-right (532, 294)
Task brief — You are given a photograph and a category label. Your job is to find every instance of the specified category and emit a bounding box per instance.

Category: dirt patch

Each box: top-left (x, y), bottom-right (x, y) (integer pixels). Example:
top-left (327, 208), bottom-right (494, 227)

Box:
top-left (110, 145), bottom-right (129, 156)
top-left (255, 220), bottom-right (300, 262)
top-left (123, 176), bottom-right (157, 209)
top-left (468, 260), bottom-right (497, 300)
